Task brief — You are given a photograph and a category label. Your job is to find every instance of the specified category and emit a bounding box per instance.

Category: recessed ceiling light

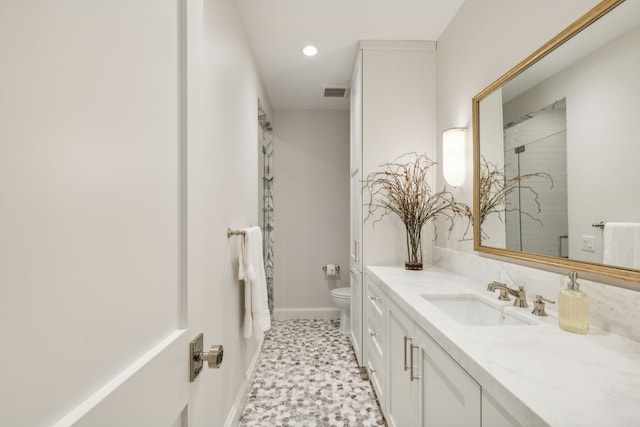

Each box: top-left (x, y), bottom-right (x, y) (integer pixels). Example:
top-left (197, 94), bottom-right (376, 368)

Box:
top-left (302, 45), bottom-right (318, 57)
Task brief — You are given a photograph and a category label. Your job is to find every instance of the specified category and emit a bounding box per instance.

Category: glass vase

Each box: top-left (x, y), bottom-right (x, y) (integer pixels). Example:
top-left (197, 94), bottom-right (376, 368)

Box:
top-left (405, 225), bottom-right (423, 270)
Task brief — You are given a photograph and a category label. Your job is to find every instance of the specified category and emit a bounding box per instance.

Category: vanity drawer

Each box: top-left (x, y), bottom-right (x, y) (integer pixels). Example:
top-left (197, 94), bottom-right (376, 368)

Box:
top-left (366, 320), bottom-right (385, 360)
top-left (366, 277), bottom-right (385, 329)
top-left (367, 335), bottom-right (386, 405)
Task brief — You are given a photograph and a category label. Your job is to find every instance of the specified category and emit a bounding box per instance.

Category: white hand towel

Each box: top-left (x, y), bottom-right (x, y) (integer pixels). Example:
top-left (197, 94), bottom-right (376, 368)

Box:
top-left (603, 222), bottom-right (640, 269)
top-left (237, 233), bottom-right (253, 338)
top-left (241, 226), bottom-right (271, 340)
top-left (237, 234), bottom-right (247, 281)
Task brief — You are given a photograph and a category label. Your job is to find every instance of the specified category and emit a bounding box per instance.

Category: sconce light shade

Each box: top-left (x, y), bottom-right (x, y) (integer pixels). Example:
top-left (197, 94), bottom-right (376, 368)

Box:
top-left (442, 128), bottom-right (467, 187)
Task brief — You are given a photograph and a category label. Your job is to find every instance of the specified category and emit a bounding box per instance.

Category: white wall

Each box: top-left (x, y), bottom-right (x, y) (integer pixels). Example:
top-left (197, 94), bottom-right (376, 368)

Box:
top-left (0, 0), bottom-right (270, 425)
top-left (435, 0), bottom-right (640, 341)
top-left (273, 110), bottom-right (350, 317)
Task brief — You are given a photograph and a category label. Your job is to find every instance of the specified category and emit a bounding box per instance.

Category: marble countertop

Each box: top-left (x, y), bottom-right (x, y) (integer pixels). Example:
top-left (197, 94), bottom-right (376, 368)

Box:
top-left (366, 265), bottom-right (640, 427)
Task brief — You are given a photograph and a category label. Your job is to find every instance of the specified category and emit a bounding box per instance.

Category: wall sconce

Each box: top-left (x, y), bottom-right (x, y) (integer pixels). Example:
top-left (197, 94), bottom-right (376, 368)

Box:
top-left (442, 127), bottom-right (467, 187)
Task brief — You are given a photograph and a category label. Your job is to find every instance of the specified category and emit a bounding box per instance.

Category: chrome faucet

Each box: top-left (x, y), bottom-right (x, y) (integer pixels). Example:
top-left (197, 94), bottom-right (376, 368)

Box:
top-left (487, 281), bottom-right (528, 308)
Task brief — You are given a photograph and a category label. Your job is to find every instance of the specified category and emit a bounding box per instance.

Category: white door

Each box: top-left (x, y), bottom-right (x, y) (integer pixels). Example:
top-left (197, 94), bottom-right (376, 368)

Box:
top-left (0, 1), bottom-right (197, 425)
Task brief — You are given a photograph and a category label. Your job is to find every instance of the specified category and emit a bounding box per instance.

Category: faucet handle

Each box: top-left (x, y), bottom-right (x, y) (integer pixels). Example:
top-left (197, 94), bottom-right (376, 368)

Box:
top-left (531, 295), bottom-right (555, 316)
top-left (513, 286), bottom-right (529, 308)
top-left (497, 289), bottom-right (511, 301)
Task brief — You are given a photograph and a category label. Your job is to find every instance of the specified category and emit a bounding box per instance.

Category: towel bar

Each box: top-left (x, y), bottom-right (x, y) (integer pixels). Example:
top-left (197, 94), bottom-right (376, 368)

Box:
top-left (227, 228), bottom-right (246, 238)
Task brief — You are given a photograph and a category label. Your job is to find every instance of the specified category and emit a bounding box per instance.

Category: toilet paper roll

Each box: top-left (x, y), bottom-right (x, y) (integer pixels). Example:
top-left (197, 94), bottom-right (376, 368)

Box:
top-left (325, 264), bottom-right (336, 276)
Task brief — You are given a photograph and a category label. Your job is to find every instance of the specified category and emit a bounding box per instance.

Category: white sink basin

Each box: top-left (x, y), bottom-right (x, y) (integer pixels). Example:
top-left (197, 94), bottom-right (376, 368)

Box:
top-left (422, 294), bottom-right (534, 326)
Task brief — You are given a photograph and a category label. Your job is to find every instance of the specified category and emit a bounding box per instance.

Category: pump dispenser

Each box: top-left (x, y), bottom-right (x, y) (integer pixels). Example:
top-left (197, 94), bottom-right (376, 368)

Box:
top-left (558, 271), bottom-right (589, 334)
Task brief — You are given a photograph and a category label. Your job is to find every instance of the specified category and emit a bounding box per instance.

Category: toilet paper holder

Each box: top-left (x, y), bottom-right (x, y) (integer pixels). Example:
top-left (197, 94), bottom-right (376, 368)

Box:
top-left (322, 265), bottom-right (340, 272)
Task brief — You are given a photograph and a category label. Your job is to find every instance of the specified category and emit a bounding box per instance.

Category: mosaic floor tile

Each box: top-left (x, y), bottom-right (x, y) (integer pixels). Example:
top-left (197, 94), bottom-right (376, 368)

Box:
top-left (238, 319), bottom-right (387, 427)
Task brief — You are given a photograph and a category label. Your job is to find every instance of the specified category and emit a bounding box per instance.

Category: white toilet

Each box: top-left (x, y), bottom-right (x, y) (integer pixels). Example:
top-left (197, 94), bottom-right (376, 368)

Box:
top-left (330, 286), bottom-right (351, 335)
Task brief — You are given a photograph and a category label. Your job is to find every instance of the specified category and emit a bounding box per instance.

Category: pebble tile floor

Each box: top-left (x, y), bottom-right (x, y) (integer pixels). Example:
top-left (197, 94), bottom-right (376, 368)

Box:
top-left (238, 319), bottom-right (387, 427)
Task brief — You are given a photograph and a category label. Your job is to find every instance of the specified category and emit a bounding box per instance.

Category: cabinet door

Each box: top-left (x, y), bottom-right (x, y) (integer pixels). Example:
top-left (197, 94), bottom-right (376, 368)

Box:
top-left (387, 305), bottom-right (417, 427)
top-left (417, 330), bottom-right (481, 427)
top-left (482, 392), bottom-right (523, 427)
top-left (350, 268), bottom-right (363, 365)
top-left (349, 51), bottom-right (362, 273)
top-left (349, 51), bottom-right (364, 366)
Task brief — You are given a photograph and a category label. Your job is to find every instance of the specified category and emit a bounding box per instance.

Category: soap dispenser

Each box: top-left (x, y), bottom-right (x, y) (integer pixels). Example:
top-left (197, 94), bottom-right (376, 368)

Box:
top-left (558, 271), bottom-right (589, 334)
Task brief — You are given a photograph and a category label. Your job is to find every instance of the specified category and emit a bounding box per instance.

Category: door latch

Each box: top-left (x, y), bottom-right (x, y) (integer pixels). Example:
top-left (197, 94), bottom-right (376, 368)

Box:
top-left (189, 333), bottom-right (224, 381)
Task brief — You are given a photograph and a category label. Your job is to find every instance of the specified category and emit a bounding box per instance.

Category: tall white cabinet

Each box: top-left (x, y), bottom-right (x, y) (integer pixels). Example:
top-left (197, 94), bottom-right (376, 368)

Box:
top-left (349, 41), bottom-right (437, 366)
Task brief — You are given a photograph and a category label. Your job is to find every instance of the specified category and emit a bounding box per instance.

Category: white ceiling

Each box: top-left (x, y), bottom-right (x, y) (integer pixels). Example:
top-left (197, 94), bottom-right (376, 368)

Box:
top-left (236, 0), bottom-right (466, 111)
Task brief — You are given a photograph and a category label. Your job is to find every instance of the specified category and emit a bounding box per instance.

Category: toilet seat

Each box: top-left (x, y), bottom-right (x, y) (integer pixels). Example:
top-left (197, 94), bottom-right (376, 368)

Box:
top-left (331, 287), bottom-right (351, 299)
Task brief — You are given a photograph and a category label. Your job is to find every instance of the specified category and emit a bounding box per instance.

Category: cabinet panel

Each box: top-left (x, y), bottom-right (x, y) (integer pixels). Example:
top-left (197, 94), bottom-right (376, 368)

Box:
top-left (350, 269), bottom-right (363, 365)
top-left (418, 329), bottom-right (481, 427)
top-left (387, 306), bottom-right (417, 427)
top-left (366, 277), bottom-right (385, 335)
top-left (482, 392), bottom-right (523, 427)
top-left (365, 273), bottom-right (386, 407)
top-left (366, 328), bottom-right (386, 405)
top-left (349, 50), bottom-right (363, 365)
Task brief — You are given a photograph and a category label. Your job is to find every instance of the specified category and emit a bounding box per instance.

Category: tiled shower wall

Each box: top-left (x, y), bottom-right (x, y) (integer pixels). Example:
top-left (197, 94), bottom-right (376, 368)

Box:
top-left (504, 104), bottom-right (568, 258)
top-left (259, 102), bottom-right (274, 314)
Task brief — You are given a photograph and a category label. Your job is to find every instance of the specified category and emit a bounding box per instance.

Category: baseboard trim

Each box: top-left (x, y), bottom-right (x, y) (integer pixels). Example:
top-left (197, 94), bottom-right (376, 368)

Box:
top-left (223, 339), bottom-right (263, 427)
top-left (273, 307), bottom-right (341, 321)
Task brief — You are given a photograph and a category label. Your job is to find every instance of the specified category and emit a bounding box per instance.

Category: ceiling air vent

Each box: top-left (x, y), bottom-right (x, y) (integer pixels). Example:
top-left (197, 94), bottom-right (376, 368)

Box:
top-left (323, 86), bottom-right (349, 98)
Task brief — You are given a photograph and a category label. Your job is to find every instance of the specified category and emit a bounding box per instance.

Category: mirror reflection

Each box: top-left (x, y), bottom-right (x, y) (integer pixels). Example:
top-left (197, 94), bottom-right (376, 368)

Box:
top-left (475, 0), bottom-right (640, 273)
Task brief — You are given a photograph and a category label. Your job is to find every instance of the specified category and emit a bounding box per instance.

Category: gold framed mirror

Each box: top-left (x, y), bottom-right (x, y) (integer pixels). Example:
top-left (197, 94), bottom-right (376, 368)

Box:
top-left (473, 0), bottom-right (640, 283)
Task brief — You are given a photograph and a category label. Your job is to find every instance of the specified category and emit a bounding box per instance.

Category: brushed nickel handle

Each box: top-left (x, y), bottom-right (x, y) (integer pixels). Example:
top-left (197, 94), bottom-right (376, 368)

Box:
top-left (368, 329), bottom-right (377, 337)
top-left (354, 240), bottom-right (360, 263)
top-left (403, 336), bottom-right (412, 371)
top-left (532, 294), bottom-right (556, 316)
top-left (190, 333), bottom-right (224, 382)
top-left (198, 345), bottom-right (224, 369)
top-left (410, 343), bottom-right (421, 381)
top-left (369, 295), bottom-right (380, 301)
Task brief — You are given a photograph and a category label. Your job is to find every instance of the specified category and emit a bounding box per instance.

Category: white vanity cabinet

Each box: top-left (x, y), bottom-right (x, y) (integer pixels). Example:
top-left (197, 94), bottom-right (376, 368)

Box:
top-left (367, 272), bottom-right (481, 427)
top-left (386, 296), bottom-right (481, 427)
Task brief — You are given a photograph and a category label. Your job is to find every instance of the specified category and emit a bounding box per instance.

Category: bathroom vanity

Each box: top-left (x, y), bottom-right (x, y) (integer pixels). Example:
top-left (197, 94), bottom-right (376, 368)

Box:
top-left (365, 265), bottom-right (640, 427)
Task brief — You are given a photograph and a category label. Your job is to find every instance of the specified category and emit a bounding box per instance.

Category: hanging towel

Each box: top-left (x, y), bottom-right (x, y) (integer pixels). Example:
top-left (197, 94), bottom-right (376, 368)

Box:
top-left (237, 233), bottom-right (253, 339)
top-left (238, 226), bottom-right (271, 340)
top-left (603, 223), bottom-right (640, 269)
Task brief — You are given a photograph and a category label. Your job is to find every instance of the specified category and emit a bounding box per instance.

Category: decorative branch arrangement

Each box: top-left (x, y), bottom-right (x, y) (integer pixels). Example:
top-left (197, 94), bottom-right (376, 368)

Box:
top-left (363, 152), bottom-right (471, 270)
top-left (479, 156), bottom-right (553, 238)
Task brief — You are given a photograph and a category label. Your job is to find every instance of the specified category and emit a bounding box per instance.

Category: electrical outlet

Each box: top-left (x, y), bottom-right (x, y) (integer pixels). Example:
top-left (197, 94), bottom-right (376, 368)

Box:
top-left (581, 235), bottom-right (596, 252)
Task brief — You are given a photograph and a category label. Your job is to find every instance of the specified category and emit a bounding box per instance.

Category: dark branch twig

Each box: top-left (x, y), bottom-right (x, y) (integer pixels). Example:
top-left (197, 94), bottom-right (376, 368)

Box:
top-left (363, 152), bottom-right (472, 264)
